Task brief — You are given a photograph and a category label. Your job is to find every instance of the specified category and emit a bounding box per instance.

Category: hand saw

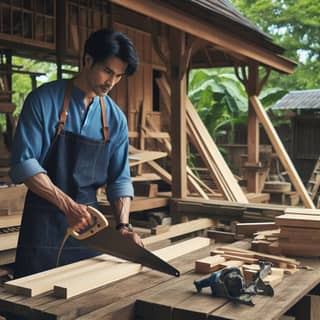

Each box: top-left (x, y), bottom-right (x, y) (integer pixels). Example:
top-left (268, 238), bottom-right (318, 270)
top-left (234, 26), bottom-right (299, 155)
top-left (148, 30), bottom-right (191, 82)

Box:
top-left (57, 206), bottom-right (180, 277)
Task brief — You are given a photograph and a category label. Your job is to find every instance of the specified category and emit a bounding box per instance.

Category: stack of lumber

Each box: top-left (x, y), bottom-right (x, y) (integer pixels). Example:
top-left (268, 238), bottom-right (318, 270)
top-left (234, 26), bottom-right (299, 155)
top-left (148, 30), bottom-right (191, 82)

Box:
top-left (276, 207), bottom-right (320, 257)
top-left (0, 185), bottom-right (26, 265)
top-left (171, 197), bottom-right (286, 222)
top-left (251, 229), bottom-right (281, 255)
top-left (195, 245), bottom-right (299, 288)
top-left (5, 237), bottom-right (210, 299)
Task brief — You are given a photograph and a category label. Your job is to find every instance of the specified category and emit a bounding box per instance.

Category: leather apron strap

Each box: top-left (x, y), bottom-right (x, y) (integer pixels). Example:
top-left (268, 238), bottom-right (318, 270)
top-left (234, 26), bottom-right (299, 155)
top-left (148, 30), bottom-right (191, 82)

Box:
top-left (56, 79), bottom-right (109, 143)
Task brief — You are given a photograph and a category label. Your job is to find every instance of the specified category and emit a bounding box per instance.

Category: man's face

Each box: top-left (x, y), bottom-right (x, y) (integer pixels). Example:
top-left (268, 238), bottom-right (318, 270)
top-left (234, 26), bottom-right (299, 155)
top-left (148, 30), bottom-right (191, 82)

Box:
top-left (85, 55), bottom-right (128, 96)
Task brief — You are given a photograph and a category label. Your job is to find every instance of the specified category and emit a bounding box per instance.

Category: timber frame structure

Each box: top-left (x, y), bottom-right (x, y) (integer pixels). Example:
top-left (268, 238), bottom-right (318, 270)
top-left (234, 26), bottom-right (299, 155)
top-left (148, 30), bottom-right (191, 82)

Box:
top-left (0, 0), bottom-right (314, 208)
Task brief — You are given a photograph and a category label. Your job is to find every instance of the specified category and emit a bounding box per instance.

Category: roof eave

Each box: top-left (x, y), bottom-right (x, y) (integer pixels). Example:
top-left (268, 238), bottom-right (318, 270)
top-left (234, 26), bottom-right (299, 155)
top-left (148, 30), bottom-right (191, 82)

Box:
top-left (111, 0), bottom-right (297, 74)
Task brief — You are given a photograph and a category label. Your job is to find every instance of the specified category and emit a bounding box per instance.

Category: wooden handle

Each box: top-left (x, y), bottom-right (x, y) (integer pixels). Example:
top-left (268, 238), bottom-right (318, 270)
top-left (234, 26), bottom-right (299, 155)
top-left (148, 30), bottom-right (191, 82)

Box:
top-left (68, 206), bottom-right (109, 240)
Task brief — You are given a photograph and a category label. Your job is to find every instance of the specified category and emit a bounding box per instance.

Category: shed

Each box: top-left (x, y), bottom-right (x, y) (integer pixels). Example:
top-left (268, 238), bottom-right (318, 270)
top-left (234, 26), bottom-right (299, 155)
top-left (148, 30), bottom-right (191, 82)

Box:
top-left (272, 89), bottom-right (320, 182)
top-left (0, 0), bottom-right (314, 209)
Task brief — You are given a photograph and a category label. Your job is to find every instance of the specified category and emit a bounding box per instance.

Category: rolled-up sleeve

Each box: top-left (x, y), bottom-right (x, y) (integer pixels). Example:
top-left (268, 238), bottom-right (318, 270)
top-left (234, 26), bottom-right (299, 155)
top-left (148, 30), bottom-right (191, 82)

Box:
top-left (106, 120), bottom-right (134, 201)
top-left (9, 91), bottom-right (47, 184)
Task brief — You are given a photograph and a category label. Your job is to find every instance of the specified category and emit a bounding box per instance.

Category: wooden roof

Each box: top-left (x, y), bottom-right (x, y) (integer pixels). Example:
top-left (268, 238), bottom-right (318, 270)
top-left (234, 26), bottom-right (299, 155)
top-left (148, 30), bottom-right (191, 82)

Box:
top-left (272, 90), bottom-right (320, 110)
top-left (169, 0), bottom-right (283, 53)
top-left (111, 0), bottom-right (296, 74)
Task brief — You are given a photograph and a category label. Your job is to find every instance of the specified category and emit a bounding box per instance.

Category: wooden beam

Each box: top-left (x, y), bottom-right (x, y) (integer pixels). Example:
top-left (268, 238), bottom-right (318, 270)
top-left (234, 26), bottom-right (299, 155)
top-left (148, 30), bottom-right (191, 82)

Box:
top-left (247, 63), bottom-right (260, 193)
top-left (143, 218), bottom-right (215, 246)
top-left (169, 28), bottom-right (187, 198)
top-left (110, 0), bottom-right (296, 74)
top-left (5, 255), bottom-right (121, 297)
top-left (250, 96), bottom-right (314, 208)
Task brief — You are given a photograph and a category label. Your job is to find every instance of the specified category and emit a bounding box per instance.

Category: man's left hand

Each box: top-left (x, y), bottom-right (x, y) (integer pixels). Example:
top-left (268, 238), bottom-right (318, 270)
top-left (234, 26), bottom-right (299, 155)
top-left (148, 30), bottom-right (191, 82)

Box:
top-left (118, 228), bottom-right (144, 247)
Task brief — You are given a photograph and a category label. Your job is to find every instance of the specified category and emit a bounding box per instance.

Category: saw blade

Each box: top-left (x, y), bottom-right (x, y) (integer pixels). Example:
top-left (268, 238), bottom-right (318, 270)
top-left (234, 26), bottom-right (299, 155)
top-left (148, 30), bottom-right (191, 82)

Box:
top-left (78, 227), bottom-right (180, 277)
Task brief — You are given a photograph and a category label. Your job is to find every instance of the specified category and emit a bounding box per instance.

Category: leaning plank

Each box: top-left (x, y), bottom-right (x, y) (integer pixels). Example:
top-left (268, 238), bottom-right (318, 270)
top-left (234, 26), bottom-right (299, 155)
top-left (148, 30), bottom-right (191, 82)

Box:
top-left (250, 96), bottom-right (314, 208)
top-left (143, 218), bottom-right (215, 246)
top-left (53, 237), bottom-right (210, 299)
top-left (5, 254), bottom-right (122, 297)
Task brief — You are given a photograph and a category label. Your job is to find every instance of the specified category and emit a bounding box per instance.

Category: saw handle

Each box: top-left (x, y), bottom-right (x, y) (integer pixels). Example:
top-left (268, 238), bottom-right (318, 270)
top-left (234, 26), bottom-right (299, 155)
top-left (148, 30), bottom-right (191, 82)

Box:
top-left (68, 206), bottom-right (109, 240)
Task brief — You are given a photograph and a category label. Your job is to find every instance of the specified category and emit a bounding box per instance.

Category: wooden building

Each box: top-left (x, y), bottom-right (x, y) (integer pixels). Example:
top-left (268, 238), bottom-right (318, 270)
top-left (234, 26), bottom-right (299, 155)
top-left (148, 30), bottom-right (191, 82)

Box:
top-left (272, 90), bottom-right (320, 182)
top-left (0, 0), bottom-right (314, 208)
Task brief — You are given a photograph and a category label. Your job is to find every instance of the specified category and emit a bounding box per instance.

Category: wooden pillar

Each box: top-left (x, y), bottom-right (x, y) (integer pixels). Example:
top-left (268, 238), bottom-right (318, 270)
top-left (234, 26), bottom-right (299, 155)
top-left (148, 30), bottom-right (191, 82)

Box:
top-left (247, 63), bottom-right (260, 192)
top-left (169, 28), bottom-right (187, 198)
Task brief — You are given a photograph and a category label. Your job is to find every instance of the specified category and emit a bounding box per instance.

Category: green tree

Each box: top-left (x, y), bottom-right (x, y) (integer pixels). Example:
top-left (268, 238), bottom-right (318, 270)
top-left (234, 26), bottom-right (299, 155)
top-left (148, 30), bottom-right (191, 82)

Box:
top-left (188, 68), bottom-right (285, 143)
top-left (231, 0), bottom-right (320, 90)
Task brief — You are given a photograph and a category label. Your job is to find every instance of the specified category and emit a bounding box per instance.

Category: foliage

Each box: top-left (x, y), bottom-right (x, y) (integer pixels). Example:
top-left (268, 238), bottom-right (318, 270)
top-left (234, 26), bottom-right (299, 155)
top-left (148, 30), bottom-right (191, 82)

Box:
top-left (0, 57), bottom-right (76, 132)
top-left (188, 68), bottom-right (286, 143)
top-left (231, 0), bottom-right (320, 90)
top-left (188, 68), bottom-right (247, 141)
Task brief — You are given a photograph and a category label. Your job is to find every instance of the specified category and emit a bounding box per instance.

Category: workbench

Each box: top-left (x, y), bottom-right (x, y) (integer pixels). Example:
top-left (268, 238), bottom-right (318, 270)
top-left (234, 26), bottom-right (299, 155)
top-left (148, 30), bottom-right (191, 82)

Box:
top-left (0, 240), bottom-right (319, 320)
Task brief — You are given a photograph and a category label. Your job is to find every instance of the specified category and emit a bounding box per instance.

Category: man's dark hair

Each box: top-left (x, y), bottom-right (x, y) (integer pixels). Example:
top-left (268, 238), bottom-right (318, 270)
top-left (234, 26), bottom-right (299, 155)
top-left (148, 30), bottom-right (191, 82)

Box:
top-left (83, 28), bottom-right (138, 76)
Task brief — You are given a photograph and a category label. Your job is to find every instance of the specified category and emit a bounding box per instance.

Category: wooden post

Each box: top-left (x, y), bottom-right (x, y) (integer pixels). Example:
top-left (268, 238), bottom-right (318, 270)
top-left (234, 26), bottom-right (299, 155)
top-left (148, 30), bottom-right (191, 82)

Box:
top-left (169, 28), bottom-right (187, 198)
top-left (247, 63), bottom-right (260, 192)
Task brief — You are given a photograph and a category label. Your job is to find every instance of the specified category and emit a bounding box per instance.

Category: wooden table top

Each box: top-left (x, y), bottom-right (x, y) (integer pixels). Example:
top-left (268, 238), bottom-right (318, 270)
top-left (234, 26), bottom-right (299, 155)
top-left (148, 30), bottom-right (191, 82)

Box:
top-left (0, 240), bottom-right (319, 320)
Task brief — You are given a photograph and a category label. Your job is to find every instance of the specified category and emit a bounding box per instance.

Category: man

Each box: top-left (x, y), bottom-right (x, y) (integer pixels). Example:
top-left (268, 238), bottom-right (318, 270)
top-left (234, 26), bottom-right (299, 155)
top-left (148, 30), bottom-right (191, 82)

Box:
top-left (10, 28), bottom-right (142, 278)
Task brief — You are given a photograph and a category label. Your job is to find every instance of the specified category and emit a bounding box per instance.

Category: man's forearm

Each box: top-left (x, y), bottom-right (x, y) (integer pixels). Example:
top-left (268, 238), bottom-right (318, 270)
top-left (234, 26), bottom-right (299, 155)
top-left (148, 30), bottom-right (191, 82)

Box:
top-left (110, 197), bottom-right (131, 225)
top-left (24, 173), bottom-right (92, 228)
top-left (25, 172), bottom-right (74, 214)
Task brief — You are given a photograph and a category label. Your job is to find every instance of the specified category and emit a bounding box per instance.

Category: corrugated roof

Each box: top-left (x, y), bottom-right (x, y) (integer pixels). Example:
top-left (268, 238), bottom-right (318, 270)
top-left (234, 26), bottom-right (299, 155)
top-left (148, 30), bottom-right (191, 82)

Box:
top-left (272, 90), bottom-right (320, 110)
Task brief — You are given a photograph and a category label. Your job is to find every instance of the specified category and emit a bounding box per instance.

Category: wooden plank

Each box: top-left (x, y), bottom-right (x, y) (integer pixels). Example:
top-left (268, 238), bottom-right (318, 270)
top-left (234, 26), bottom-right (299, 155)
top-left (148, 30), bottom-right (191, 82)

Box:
top-left (74, 244), bottom-right (222, 320)
top-left (285, 207), bottom-right (320, 215)
top-left (206, 230), bottom-right (236, 243)
top-left (0, 185), bottom-right (27, 214)
top-left (129, 150), bottom-right (167, 167)
top-left (216, 245), bottom-right (299, 266)
top-left (195, 255), bottom-right (226, 273)
top-left (186, 97), bottom-right (248, 202)
top-left (99, 196), bottom-right (169, 214)
top-left (0, 232), bottom-right (18, 251)
top-left (0, 215), bottom-right (22, 228)
top-left (143, 218), bottom-right (215, 246)
top-left (276, 214), bottom-right (320, 228)
top-left (4, 254), bottom-right (121, 297)
top-left (53, 237), bottom-right (210, 299)
top-left (250, 96), bottom-right (314, 208)
top-left (235, 222), bottom-right (277, 236)
top-left (156, 76), bottom-right (243, 200)
top-left (110, 0), bottom-right (296, 74)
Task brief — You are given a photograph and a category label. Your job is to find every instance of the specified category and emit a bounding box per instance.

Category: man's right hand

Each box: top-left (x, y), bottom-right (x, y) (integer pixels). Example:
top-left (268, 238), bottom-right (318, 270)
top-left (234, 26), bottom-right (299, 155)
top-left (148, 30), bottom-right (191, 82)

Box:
top-left (64, 203), bottom-right (93, 231)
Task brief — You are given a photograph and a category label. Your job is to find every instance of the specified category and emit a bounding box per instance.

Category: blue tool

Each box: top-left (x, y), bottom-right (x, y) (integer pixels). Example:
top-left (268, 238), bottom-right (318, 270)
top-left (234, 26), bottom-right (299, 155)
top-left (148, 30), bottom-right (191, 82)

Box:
top-left (194, 262), bottom-right (274, 306)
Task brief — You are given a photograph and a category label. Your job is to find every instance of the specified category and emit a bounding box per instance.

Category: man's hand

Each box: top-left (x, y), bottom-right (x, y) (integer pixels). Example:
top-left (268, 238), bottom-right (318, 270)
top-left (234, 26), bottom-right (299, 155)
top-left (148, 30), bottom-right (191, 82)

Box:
top-left (64, 203), bottom-right (93, 231)
top-left (118, 228), bottom-right (144, 247)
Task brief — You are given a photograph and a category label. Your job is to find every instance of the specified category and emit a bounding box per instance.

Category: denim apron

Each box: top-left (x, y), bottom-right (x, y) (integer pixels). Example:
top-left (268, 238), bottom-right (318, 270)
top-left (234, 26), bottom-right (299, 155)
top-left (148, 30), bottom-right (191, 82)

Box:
top-left (14, 80), bottom-right (110, 278)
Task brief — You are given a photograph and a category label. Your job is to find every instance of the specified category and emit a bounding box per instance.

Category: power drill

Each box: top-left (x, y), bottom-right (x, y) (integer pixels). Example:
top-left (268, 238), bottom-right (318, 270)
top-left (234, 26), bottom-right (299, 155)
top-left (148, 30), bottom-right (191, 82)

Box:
top-left (194, 262), bottom-right (274, 306)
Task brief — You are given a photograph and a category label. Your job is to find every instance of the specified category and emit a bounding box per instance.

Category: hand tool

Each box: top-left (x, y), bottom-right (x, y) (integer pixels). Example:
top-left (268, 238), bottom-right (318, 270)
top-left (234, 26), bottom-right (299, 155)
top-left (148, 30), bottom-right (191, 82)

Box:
top-left (57, 206), bottom-right (180, 277)
top-left (194, 261), bottom-right (273, 306)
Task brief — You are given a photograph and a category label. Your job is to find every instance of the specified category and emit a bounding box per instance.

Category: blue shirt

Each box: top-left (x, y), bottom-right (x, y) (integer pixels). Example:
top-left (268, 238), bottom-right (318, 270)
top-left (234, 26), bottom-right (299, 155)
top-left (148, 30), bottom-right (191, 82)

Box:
top-left (9, 79), bottom-right (134, 201)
